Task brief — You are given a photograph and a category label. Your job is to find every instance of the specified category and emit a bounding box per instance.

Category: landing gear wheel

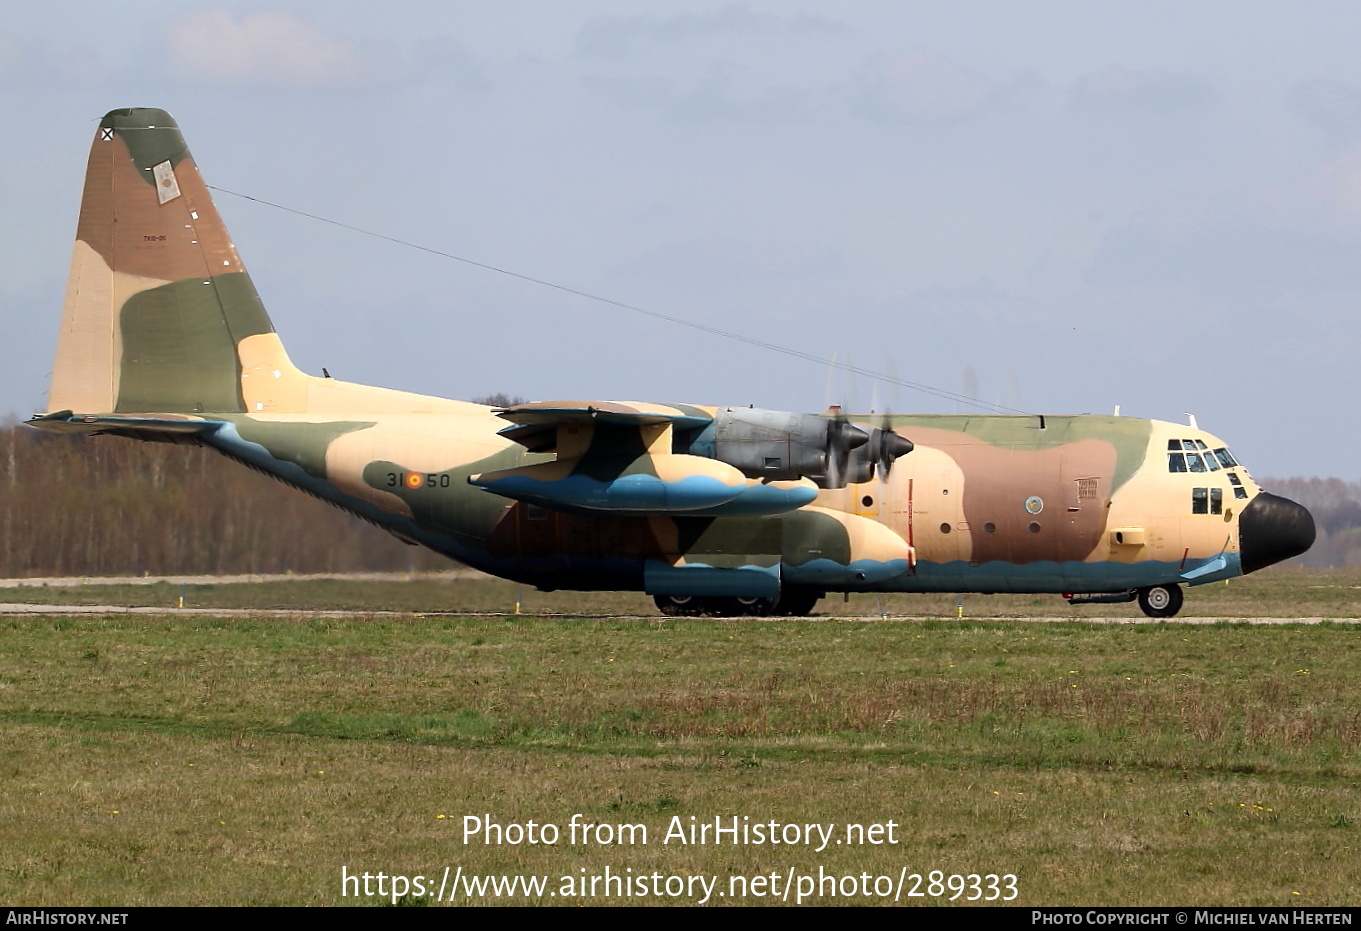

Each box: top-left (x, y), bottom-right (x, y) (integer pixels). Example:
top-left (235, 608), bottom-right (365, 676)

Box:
top-left (653, 593), bottom-right (707, 616)
top-left (772, 588), bottom-right (822, 617)
top-left (714, 596), bottom-right (777, 617)
top-left (1137, 584), bottom-right (1183, 618)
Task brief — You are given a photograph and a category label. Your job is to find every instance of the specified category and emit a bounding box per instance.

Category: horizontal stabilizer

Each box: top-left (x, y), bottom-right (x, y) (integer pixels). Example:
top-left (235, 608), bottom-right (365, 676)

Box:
top-left (27, 410), bottom-right (218, 436)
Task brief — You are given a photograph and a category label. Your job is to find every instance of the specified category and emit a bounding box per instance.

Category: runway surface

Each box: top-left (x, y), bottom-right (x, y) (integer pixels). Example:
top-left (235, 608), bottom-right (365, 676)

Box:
top-left (0, 573), bottom-right (1348, 623)
top-left (0, 601), bottom-right (1341, 623)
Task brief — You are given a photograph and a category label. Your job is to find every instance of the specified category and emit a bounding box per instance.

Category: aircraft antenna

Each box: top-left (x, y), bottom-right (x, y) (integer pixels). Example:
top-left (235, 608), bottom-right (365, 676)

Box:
top-left (208, 185), bottom-right (1028, 414)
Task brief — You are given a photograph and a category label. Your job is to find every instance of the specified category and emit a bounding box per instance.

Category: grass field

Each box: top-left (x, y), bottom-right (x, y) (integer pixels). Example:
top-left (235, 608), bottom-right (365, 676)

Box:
top-left (0, 568), bottom-right (1358, 906)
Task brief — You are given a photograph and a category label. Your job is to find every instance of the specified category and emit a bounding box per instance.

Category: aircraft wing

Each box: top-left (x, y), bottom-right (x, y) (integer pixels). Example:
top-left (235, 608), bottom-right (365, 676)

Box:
top-left (492, 400), bottom-right (714, 453)
top-left (471, 400), bottom-right (817, 517)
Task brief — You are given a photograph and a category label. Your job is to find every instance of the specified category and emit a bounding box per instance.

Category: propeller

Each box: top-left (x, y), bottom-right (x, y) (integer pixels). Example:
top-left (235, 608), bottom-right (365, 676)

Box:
top-left (823, 414), bottom-right (869, 488)
top-left (821, 352), bottom-right (912, 487)
top-left (867, 424), bottom-right (914, 480)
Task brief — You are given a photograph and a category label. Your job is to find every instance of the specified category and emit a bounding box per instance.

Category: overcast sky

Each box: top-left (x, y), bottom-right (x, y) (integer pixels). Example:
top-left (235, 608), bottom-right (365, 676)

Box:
top-left (2, 2), bottom-right (1358, 478)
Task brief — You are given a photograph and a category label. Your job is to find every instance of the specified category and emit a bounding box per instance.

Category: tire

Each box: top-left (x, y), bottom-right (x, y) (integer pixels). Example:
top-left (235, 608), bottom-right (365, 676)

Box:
top-left (1137, 584), bottom-right (1183, 618)
top-left (653, 593), bottom-right (707, 616)
top-left (772, 588), bottom-right (822, 617)
top-left (713, 596), bottom-right (777, 617)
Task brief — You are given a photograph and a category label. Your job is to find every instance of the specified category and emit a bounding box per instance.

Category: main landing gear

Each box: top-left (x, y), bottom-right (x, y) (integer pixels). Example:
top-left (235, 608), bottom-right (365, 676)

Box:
top-left (653, 588), bottom-right (823, 617)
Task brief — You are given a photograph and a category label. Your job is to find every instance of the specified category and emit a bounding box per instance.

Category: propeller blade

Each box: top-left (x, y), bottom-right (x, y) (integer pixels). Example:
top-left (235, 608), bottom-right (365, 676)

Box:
top-left (824, 416), bottom-right (868, 488)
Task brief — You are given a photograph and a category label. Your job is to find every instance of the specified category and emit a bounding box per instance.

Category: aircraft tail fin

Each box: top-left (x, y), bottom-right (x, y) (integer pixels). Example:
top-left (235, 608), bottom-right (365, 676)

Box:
top-left (47, 107), bottom-right (306, 416)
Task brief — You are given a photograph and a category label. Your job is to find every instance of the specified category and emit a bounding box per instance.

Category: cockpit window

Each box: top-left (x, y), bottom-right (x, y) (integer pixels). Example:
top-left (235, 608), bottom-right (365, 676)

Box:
top-left (1168, 440), bottom-right (1243, 474)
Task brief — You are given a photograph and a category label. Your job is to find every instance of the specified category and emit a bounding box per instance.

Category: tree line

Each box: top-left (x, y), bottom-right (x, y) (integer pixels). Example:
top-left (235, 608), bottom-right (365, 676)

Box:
top-left (0, 424), bottom-right (1353, 577)
top-left (0, 425), bottom-right (448, 577)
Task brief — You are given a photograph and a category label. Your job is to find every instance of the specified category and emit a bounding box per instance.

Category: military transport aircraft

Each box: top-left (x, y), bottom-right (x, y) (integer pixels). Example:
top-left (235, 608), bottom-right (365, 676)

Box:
top-left (30, 108), bottom-right (1316, 618)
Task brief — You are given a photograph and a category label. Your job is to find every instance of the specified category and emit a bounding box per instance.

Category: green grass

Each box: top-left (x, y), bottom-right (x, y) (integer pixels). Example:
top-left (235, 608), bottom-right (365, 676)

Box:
top-left (0, 590), bottom-right (1358, 906)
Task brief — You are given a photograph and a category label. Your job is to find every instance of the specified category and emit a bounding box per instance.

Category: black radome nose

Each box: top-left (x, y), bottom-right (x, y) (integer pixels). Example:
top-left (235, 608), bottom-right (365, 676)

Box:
top-left (1239, 491), bottom-right (1316, 574)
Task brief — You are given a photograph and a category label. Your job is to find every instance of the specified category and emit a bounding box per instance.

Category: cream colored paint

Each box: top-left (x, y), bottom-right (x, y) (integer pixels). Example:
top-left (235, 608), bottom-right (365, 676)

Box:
top-left (1104, 422), bottom-right (1257, 565)
top-left (237, 333), bottom-right (491, 417)
top-left (882, 445), bottom-right (969, 564)
top-left (49, 243), bottom-right (181, 413)
top-left (800, 506), bottom-right (914, 564)
top-left (314, 412), bottom-right (514, 516)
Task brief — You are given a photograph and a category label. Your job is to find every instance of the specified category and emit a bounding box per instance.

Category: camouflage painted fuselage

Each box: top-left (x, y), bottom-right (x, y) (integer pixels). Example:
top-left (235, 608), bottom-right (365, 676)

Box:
top-left (179, 409), bottom-right (1267, 597)
top-left (31, 109), bottom-right (1315, 614)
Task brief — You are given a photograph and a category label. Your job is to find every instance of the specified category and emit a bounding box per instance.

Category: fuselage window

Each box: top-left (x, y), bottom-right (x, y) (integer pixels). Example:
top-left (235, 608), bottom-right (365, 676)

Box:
top-left (1169, 453), bottom-right (1187, 472)
top-left (1211, 488), bottom-right (1223, 514)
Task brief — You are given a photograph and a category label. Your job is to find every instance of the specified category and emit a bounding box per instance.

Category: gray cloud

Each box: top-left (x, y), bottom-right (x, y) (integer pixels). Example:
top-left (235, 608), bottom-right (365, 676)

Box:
top-left (407, 36), bottom-right (490, 92)
top-left (853, 49), bottom-right (996, 124)
top-left (1290, 79), bottom-right (1361, 142)
top-left (577, 3), bottom-right (843, 60)
top-left (580, 62), bottom-right (815, 123)
top-left (165, 10), bottom-right (362, 87)
top-left (1070, 66), bottom-right (1218, 114)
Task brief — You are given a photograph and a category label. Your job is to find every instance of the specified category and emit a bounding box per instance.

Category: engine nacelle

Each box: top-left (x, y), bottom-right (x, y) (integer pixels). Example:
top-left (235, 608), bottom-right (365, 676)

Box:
top-left (691, 407), bottom-right (912, 489)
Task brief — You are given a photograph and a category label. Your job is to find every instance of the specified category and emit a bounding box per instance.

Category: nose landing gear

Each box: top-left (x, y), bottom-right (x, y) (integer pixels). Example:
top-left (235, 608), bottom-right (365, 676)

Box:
top-left (1137, 584), bottom-right (1183, 618)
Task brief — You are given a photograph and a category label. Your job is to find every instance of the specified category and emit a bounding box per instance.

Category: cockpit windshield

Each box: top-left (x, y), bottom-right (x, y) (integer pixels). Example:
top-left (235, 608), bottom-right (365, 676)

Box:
top-left (1168, 439), bottom-right (1238, 473)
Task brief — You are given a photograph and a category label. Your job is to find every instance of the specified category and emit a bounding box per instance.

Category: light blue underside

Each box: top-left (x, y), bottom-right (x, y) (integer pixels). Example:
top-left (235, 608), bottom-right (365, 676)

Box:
top-left (474, 472), bottom-right (815, 516)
